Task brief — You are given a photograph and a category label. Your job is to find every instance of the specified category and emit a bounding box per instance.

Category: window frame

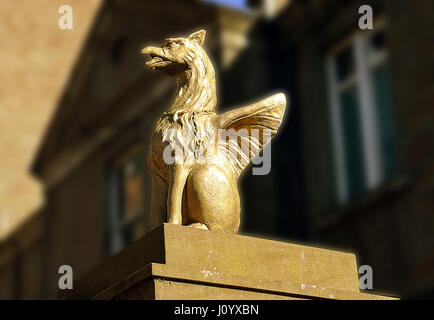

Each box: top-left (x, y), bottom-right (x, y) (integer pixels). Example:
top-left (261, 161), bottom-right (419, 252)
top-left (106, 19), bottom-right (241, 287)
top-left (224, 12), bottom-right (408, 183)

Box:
top-left (105, 144), bottom-right (146, 256)
top-left (326, 19), bottom-right (390, 204)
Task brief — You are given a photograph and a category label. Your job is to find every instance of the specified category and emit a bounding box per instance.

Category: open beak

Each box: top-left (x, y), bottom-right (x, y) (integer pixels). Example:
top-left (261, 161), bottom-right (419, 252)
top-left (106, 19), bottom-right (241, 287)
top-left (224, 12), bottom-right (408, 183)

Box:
top-left (141, 46), bottom-right (170, 70)
top-left (141, 46), bottom-right (160, 55)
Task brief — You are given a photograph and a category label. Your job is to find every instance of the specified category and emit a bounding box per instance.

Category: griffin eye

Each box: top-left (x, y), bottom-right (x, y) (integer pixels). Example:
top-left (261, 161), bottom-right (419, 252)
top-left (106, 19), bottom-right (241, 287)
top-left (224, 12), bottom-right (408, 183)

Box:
top-left (169, 42), bottom-right (180, 50)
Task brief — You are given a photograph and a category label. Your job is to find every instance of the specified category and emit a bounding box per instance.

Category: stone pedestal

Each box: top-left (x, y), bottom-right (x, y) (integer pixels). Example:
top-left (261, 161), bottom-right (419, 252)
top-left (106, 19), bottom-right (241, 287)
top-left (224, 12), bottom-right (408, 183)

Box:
top-left (61, 223), bottom-right (396, 299)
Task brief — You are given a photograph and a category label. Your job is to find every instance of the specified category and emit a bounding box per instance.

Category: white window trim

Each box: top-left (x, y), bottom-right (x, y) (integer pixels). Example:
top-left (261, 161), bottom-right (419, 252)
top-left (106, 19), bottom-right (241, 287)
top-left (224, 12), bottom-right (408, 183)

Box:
top-left (326, 21), bottom-right (388, 204)
top-left (326, 55), bottom-right (349, 203)
top-left (354, 32), bottom-right (382, 190)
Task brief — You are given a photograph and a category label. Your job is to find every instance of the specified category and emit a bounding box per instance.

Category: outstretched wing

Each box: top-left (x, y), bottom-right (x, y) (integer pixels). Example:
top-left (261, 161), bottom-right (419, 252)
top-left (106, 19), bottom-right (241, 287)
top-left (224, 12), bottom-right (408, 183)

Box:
top-left (216, 93), bottom-right (287, 176)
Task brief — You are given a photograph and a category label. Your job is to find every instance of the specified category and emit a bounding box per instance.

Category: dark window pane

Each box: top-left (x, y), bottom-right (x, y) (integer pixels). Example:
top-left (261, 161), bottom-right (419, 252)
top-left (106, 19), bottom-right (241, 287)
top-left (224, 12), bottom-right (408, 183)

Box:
top-left (336, 46), bottom-right (355, 82)
top-left (339, 86), bottom-right (366, 198)
top-left (370, 30), bottom-right (387, 52)
top-left (113, 168), bottom-right (125, 222)
top-left (122, 224), bottom-right (133, 245)
top-left (372, 65), bottom-right (396, 179)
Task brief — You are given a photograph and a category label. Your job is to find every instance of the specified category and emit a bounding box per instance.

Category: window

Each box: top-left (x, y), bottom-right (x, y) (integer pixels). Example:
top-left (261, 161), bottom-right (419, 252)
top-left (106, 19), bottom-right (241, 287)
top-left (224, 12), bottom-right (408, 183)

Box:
top-left (105, 147), bottom-right (146, 255)
top-left (326, 21), bottom-right (396, 204)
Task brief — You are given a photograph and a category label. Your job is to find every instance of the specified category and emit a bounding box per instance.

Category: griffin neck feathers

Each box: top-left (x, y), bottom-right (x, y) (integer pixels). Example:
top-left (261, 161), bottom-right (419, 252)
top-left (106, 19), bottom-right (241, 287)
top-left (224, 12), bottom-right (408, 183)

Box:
top-left (172, 52), bottom-right (216, 114)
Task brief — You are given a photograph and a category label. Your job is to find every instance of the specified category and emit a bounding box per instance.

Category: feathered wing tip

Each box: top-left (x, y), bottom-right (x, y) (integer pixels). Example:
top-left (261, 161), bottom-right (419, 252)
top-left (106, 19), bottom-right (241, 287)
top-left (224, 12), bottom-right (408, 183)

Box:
top-left (216, 93), bottom-right (287, 176)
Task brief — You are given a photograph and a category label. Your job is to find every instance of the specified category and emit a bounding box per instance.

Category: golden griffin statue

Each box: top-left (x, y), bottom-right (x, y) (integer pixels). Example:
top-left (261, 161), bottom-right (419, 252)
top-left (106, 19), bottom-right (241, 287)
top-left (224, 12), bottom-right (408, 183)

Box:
top-left (142, 30), bottom-right (287, 233)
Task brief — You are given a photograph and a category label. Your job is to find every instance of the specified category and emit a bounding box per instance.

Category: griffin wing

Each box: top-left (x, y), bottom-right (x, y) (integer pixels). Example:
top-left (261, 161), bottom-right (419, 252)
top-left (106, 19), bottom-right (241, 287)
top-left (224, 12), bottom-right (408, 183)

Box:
top-left (216, 93), bottom-right (287, 176)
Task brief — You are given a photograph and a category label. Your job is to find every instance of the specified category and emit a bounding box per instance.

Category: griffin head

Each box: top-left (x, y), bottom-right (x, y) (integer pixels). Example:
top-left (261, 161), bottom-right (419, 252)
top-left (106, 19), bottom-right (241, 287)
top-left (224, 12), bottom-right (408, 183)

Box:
top-left (141, 30), bottom-right (208, 76)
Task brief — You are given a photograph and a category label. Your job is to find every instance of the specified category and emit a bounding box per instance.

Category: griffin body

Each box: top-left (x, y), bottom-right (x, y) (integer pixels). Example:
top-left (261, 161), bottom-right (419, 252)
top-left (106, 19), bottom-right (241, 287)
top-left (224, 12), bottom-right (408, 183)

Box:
top-left (142, 30), bottom-right (286, 233)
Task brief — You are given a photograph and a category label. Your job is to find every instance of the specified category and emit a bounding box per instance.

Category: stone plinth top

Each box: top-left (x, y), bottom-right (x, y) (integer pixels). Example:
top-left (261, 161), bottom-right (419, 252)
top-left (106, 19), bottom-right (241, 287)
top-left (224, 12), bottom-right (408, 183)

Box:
top-left (60, 223), bottom-right (397, 300)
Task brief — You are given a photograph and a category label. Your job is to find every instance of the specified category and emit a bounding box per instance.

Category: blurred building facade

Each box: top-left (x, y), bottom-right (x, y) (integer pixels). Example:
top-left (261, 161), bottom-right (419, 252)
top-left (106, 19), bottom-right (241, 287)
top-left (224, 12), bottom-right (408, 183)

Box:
top-left (0, 0), bottom-right (433, 299)
top-left (0, 0), bottom-right (102, 241)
